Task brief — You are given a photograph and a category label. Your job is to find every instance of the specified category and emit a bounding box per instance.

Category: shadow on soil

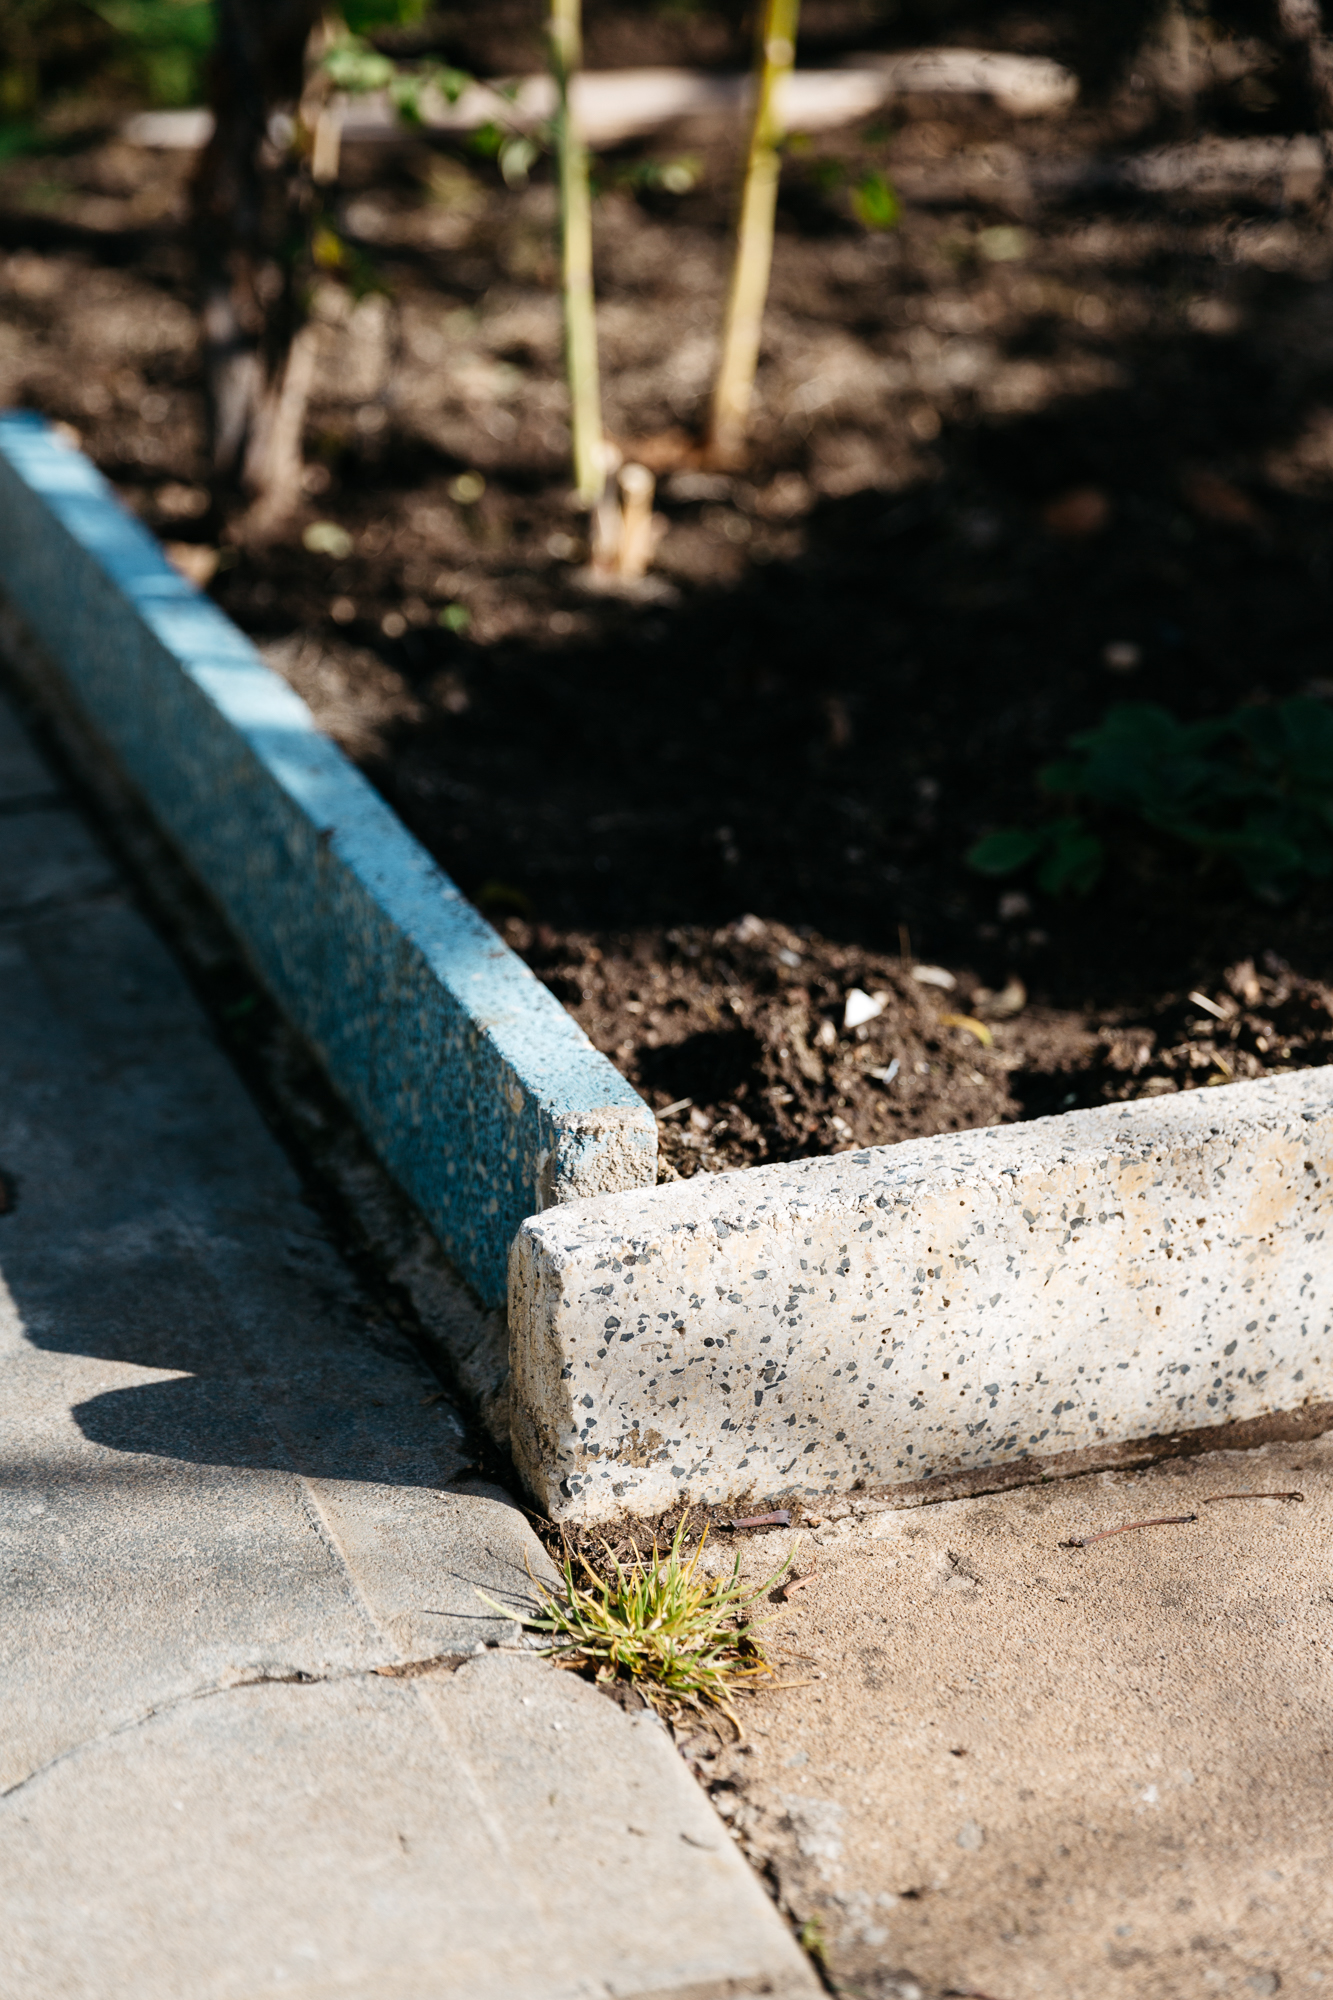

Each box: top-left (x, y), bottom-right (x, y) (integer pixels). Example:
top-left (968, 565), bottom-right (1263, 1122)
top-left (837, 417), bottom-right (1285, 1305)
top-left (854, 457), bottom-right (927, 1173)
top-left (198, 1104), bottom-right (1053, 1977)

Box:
top-left (362, 296), bottom-right (1333, 1018)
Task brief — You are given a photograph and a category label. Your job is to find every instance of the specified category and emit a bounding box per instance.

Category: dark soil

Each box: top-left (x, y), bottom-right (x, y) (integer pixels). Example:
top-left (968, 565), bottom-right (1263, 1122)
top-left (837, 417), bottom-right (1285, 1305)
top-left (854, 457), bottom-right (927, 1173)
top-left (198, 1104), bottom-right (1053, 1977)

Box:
top-left (502, 921), bottom-right (1333, 1178)
top-left (4, 12), bottom-right (1333, 1177)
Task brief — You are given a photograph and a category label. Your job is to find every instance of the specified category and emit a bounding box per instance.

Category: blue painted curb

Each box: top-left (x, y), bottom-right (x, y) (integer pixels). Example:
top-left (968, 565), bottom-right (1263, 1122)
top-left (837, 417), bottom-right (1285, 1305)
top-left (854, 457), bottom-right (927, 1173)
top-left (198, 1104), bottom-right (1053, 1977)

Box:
top-left (0, 413), bottom-right (656, 1307)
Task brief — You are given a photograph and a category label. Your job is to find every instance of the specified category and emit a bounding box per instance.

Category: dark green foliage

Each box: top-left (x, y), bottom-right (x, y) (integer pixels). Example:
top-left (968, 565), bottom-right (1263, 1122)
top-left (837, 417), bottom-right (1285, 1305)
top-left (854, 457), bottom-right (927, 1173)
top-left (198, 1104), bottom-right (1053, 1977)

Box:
top-left (90, 0), bottom-right (213, 104)
top-left (340, 0), bottom-right (428, 33)
top-left (0, 120), bottom-right (42, 156)
top-left (1, 0), bottom-right (211, 112)
top-left (967, 699), bottom-right (1333, 900)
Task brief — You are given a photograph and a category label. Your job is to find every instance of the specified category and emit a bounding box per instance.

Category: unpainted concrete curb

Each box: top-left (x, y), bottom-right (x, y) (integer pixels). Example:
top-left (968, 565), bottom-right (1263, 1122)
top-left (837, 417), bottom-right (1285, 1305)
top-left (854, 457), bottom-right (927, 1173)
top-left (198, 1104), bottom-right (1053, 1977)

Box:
top-left (511, 1070), bottom-right (1333, 1520)
top-left (0, 413), bottom-right (655, 1307)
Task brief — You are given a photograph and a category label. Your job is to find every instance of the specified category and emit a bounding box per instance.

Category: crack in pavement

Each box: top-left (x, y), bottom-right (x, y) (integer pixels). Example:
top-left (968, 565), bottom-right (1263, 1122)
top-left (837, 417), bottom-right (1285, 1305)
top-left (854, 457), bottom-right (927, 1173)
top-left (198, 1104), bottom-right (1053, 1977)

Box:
top-left (0, 1653), bottom-right (472, 1802)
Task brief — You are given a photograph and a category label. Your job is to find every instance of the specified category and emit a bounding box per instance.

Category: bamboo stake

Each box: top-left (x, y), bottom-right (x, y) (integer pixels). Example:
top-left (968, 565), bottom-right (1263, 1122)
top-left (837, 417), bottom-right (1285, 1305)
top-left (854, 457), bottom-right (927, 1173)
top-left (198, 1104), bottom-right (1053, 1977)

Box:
top-left (706, 0), bottom-right (800, 467)
top-left (549, 0), bottom-right (605, 507)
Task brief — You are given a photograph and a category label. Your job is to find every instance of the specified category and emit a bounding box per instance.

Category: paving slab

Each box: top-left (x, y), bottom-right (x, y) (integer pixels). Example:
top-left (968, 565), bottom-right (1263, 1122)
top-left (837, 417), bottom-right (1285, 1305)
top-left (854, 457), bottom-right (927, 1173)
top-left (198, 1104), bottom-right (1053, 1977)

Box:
top-left (0, 685), bottom-right (817, 2000)
top-left (687, 1442), bottom-right (1333, 1999)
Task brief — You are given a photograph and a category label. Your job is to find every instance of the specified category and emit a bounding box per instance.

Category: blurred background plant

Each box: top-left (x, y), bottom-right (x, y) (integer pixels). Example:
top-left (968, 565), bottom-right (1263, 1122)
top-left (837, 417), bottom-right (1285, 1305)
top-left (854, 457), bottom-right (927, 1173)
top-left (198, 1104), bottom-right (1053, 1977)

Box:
top-left (89, 0), bottom-right (214, 107)
top-left (969, 700), bottom-right (1333, 901)
top-left (706, 0), bottom-right (799, 466)
top-left (0, 0), bottom-right (213, 136)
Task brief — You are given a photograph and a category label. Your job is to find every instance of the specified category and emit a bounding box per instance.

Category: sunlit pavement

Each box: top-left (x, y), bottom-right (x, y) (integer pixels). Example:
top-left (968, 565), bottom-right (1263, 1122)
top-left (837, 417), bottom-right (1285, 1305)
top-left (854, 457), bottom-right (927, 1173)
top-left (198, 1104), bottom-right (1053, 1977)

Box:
top-left (0, 686), bottom-right (814, 2000)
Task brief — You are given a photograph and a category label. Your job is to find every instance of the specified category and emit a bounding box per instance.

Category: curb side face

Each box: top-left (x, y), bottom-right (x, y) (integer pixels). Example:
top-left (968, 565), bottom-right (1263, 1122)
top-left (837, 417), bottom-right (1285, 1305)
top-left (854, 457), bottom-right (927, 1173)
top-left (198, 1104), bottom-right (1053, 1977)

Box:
top-left (508, 1076), bottom-right (1333, 1520)
top-left (0, 416), bottom-right (656, 1306)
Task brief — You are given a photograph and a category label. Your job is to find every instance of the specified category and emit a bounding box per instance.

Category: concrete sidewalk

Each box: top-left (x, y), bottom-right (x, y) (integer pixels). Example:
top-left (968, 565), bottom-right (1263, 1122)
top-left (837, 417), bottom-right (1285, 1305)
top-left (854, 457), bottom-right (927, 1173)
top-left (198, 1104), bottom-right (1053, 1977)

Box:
top-left (0, 686), bottom-right (817, 2000)
top-left (689, 1448), bottom-right (1333, 1999)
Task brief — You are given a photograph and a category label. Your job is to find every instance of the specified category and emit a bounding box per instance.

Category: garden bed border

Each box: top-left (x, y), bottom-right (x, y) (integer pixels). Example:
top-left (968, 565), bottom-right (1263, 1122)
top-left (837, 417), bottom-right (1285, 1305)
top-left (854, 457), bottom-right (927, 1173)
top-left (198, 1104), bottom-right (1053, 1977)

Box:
top-left (4, 416), bottom-right (1330, 1527)
top-left (510, 1065), bottom-right (1333, 1522)
top-left (0, 413), bottom-right (656, 1311)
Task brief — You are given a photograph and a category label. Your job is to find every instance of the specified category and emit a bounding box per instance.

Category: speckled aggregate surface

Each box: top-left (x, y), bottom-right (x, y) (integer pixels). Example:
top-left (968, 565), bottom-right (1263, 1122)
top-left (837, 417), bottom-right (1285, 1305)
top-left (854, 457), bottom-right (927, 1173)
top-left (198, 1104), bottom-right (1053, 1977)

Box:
top-left (0, 413), bottom-right (655, 1307)
top-left (510, 1072), bottom-right (1333, 1520)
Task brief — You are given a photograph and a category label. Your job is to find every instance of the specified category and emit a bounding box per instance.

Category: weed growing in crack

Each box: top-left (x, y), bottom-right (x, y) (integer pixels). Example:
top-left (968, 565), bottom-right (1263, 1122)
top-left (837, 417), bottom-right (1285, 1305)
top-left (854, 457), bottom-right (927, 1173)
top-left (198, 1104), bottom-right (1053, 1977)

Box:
top-left (796, 1913), bottom-right (827, 1965)
top-left (484, 1518), bottom-right (793, 1730)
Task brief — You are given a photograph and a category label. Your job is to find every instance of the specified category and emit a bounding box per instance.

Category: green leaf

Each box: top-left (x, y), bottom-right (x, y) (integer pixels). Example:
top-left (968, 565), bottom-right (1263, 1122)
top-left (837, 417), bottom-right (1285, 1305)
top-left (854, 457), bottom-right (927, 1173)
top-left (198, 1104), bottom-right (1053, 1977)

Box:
top-left (438, 64), bottom-right (472, 106)
top-left (966, 829), bottom-right (1044, 875)
top-left (850, 170), bottom-right (901, 230)
top-left (0, 121), bottom-right (41, 161)
top-left (468, 120), bottom-right (505, 160)
top-left (1237, 697), bottom-right (1333, 794)
top-left (1002, 692), bottom-right (1333, 901)
top-left (1036, 756), bottom-right (1086, 796)
top-left (87, 0), bottom-right (214, 103)
top-left (1037, 826), bottom-right (1103, 896)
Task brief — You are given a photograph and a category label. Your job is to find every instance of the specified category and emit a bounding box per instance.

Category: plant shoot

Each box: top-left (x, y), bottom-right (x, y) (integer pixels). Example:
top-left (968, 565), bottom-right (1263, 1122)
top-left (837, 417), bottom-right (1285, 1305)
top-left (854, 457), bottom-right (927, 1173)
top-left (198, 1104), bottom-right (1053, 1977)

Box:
top-left (549, 0), bottom-right (606, 506)
top-left (706, 0), bottom-right (800, 466)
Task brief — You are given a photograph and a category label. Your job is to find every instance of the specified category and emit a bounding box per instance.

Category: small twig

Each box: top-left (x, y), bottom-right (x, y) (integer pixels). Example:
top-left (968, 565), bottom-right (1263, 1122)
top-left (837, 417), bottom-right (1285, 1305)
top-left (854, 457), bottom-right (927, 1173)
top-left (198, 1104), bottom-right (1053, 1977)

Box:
top-left (781, 1569), bottom-right (817, 1599)
top-left (1059, 1513), bottom-right (1197, 1549)
top-left (1203, 1490), bottom-right (1304, 1504)
top-left (722, 1510), bottom-right (792, 1530)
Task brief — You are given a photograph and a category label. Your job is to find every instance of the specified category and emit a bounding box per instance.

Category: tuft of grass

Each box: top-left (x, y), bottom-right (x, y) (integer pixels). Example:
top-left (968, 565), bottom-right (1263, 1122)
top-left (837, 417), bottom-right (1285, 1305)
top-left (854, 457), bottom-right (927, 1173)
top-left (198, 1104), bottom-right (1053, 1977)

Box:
top-left (797, 1913), bottom-right (827, 1962)
top-left (483, 1518), bottom-right (793, 1730)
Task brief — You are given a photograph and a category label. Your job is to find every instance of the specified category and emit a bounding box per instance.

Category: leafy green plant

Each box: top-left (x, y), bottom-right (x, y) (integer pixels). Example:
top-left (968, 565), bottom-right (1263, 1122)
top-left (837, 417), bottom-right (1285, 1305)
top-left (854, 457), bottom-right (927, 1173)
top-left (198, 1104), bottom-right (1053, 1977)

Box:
top-left (482, 1518), bottom-right (794, 1730)
top-left (968, 698), bottom-right (1333, 900)
top-left (320, 33), bottom-right (470, 124)
top-left (468, 110), bottom-right (542, 187)
top-left (0, 0), bottom-right (204, 114)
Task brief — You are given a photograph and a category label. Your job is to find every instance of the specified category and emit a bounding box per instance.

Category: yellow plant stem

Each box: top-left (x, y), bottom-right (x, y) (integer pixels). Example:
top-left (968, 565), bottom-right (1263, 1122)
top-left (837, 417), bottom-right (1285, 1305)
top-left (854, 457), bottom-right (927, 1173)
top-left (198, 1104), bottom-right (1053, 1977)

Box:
top-left (707, 0), bottom-right (800, 466)
top-left (549, 0), bottom-right (605, 506)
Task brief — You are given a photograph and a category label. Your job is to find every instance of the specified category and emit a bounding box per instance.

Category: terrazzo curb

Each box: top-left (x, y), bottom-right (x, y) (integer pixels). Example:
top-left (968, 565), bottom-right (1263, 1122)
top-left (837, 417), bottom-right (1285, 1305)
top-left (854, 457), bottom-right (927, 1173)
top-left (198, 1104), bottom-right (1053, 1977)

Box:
top-left (0, 414), bottom-right (655, 1307)
top-left (510, 1069), bottom-right (1333, 1521)
top-left (8, 421), bottom-right (1330, 1529)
